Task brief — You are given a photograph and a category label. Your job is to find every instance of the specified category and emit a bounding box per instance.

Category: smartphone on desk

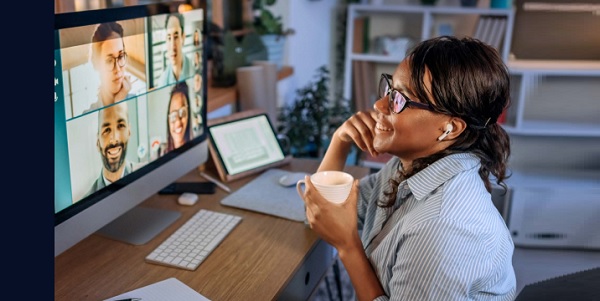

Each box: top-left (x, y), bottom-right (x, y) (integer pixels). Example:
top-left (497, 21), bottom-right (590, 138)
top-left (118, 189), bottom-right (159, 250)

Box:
top-left (158, 182), bottom-right (216, 195)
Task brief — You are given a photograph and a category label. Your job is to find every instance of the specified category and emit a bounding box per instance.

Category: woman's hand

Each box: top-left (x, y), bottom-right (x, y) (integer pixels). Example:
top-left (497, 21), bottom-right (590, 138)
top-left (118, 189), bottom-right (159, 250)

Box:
top-left (334, 110), bottom-right (379, 157)
top-left (303, 177), bottom-right (362, 251)
top-left (114, 75), bottom-right (132, 102)
top-left (302, 171), bottom-right (387, 301)
top-left (318, 110), bottom-right (379, 175)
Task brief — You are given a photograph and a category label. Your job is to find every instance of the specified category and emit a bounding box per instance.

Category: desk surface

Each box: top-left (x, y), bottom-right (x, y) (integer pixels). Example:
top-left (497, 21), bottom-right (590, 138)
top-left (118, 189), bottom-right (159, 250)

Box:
top-left (55, 158), bottom-right (369, 301)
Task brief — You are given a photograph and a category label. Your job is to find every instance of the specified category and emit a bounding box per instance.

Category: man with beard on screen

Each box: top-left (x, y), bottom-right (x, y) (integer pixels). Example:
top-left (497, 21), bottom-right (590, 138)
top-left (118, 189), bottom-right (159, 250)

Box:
top-left (86, 102), bottom-right (133, 197)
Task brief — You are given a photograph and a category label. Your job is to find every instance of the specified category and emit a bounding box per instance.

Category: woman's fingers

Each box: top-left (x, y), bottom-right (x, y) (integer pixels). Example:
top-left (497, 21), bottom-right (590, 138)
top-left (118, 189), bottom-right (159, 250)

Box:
top-left (345, 111), bottom-right (378, 156)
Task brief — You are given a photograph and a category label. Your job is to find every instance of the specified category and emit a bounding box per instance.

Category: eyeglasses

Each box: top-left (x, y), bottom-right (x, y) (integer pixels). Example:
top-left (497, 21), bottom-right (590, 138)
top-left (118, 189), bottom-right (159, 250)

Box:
top-left (378, 73), bottom-right (434, 114)
top-left (105, 52), bottom-right (127, 71)
top-left (168, 106), bottom-right (188, 123)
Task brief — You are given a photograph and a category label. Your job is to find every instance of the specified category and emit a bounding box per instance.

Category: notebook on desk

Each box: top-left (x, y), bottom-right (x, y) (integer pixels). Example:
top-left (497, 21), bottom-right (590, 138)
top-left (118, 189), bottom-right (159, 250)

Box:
top-left (104, 277), bottom-right (209, 301)
top-left (220, 168), bottom-right (306, 222)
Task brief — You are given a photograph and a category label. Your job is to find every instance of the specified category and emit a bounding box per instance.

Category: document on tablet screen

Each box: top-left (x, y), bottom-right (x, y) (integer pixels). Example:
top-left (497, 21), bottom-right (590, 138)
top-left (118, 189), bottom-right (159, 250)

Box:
top-left (208, 114), bottom-right (285, 176)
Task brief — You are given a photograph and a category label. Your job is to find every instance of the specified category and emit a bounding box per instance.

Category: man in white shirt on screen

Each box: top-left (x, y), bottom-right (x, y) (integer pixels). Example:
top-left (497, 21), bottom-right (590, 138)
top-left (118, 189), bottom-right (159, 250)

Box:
top-left (157, 13), bottom-right (194, 87)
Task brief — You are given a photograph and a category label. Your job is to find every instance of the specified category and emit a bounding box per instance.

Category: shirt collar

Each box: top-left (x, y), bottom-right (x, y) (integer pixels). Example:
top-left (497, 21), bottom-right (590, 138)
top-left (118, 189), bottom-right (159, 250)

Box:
top-left (405, 153), bottom-right (480, 201)
top-left (101, 162), bottom-right (130, 186)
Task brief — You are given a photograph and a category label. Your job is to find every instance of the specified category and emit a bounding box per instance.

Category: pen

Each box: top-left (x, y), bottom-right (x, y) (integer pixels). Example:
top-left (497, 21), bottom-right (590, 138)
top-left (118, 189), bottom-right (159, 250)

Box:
top-left (199, 171), bottom-right (231, 193)
top-left (114, 298), bottom-right (141, 301)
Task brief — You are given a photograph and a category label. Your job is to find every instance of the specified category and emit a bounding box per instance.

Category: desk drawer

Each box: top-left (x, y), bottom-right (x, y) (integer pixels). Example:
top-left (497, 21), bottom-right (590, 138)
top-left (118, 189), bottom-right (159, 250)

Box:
top-left (278, 239), bottom-right (334, 301)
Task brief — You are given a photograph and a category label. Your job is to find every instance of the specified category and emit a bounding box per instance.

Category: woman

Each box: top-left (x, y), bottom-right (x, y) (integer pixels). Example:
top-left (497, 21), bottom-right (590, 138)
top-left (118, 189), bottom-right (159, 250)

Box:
top-left (166, 81), bottom-right (192, 152)
top-left (84, 21), bottom-right (132, 114)
top-left (301, 36), bottom-right (516, 300)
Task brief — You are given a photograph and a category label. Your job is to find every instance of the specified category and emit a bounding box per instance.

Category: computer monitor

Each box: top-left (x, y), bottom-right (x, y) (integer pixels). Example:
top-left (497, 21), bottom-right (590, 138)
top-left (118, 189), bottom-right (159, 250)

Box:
top-left (54, 2), bottom-right (209, 256)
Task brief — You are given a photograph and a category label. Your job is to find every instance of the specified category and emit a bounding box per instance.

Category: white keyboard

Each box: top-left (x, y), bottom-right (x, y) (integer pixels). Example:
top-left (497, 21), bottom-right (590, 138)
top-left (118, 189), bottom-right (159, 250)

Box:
top-left (145, 209), bottom-right (242, 270)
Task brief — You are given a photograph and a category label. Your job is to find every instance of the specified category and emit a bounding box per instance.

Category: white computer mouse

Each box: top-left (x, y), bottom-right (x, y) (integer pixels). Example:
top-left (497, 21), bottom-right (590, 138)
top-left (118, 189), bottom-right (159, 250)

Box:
top-left (178, 192), bottom-right (199, 206)
top-left (279, 172), bottom-right (309, 187)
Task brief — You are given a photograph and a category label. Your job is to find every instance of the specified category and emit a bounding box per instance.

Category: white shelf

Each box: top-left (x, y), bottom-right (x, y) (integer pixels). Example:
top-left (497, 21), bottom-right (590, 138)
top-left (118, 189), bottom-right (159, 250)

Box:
top-left (351, 4), bottom-right (512, 16)
top-left (509, 60), bottom-right (600, 76)
top-left (350, 53), bottom-right (404, 64)
top-left (503, 120), bottom-right (600, 137)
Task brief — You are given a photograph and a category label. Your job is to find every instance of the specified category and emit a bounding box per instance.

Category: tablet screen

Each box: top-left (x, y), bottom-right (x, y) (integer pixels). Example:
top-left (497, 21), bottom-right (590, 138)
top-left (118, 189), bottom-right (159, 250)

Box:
top-left (208, 114), bottom-right (286, 176)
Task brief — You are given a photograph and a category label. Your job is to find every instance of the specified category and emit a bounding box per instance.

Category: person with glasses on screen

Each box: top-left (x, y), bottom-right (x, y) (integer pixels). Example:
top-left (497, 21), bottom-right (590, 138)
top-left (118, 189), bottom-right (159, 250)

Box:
top-left (84, 21), bottom-right (132, 114)
top-left (86, 102), bottom-right (133, 197)
top-left (166, 81), bottom-right (192, 152)
top-left (300, 36), bottom-right (515, 301)
top-left (157, 13), bottom-right (194, 87)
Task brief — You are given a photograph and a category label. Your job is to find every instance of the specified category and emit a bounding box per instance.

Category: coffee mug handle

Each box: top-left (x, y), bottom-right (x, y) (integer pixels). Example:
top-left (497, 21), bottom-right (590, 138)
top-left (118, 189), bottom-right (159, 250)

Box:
top-left (296, 179), bottom-right (306, 199)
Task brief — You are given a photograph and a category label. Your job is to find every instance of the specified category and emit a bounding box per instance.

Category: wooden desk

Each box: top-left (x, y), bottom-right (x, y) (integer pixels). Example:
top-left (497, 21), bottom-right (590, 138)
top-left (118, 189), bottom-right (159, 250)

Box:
top-left (55, 158), bottom-right (369, 301)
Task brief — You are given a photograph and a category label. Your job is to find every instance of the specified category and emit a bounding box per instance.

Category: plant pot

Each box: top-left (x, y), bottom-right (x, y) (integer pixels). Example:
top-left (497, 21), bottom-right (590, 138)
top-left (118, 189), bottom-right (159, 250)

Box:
top-left (260, 34), bottom-right (285, 70)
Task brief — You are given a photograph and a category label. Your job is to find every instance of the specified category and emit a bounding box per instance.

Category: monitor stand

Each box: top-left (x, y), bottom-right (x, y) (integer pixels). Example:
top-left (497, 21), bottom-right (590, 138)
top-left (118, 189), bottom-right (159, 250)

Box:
top-left (96, 207), bottom-right (181, 245)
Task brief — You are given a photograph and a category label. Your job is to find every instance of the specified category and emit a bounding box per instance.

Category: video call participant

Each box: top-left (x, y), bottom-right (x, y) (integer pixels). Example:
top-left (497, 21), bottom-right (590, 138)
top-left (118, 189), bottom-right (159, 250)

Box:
top-left (193, 93), bottom-right (202, 136)
top-left (301, 36), bottom-right (516, 300)
top-left (193, 28), bottom-right (200, 47)
top-left (84, 21), bottom-right (132, 114)
top-left (157, 13), bottom-right (194, 87)
top-left (86, 102), bottom-right (133, 197)
top-left (193, 51), bottom-right (201, 71)
top-left (166, 81), bottom-right (192, 152)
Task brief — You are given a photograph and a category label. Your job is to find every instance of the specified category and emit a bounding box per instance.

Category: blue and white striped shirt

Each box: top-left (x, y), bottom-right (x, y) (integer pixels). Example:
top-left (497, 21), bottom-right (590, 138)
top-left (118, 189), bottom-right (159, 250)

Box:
top-left (357, 153), bottom-right (516, 301)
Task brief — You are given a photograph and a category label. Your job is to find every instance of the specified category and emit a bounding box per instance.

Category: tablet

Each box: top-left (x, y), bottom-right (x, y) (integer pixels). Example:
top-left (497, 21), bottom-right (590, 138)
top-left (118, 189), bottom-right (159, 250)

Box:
top-left (207, 110), bottom-right (292, 182)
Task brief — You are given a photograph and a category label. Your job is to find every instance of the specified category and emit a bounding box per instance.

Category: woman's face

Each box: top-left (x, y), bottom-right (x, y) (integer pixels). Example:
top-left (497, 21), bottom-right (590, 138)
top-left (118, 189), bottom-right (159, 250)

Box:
top-left (168, 92), bottom-right (189, 148)
top-left (372, 58), bottom-right (449, 162)
top-left (97, 32), bottom-right (126, 95)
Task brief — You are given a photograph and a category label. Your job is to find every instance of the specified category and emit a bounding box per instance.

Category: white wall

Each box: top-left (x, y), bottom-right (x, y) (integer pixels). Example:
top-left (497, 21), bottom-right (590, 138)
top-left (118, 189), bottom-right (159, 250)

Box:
top-left (272, 0), bottom-right (340, 108)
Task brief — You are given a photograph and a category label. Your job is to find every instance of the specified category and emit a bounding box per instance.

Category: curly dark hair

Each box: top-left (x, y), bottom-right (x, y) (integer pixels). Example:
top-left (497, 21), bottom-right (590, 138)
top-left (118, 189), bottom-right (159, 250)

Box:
top-left (381, 36), bottom-right (511, 207)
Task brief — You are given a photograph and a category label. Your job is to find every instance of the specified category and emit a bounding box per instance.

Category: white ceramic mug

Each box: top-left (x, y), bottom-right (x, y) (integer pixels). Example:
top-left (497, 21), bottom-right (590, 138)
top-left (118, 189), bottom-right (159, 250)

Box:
top-left (296, 171), bottom-right (354, 204)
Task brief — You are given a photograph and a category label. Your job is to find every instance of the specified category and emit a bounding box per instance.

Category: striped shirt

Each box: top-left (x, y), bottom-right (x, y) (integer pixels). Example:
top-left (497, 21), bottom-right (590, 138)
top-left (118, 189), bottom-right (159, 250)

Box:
top-left (357, 153), bottom-right (516, 301)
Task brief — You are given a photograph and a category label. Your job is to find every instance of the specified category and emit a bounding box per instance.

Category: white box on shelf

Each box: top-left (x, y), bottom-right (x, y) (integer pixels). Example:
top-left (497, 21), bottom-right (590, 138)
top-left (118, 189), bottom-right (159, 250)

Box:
top-left (373, 36), bottom-right (414, 59)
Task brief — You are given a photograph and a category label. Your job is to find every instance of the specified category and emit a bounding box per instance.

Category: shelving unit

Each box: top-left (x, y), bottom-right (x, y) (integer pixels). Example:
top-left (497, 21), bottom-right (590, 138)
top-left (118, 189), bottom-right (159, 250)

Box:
top-left (343, 4), bottom-right (515, 103)
top-left (501, 58), bottom-right (600, 232)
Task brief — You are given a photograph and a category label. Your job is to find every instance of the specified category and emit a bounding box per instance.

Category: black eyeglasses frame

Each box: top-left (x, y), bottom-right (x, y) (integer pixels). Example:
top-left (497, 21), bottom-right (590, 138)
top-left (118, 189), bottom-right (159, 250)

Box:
top-left (379, 73), bottom-right (434, 114)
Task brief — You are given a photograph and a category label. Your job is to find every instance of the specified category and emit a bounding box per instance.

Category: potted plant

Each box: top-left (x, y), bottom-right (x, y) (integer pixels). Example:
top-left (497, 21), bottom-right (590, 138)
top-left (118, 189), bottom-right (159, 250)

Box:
top-left (276, 66), bottom-right (354, 159)
top-left (251, 0), bottom-right (294, 69)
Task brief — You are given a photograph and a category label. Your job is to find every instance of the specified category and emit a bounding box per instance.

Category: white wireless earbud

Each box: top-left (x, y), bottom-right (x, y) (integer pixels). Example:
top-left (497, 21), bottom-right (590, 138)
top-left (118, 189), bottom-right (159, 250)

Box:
top-left (437, 123), bottom-right (453, 141)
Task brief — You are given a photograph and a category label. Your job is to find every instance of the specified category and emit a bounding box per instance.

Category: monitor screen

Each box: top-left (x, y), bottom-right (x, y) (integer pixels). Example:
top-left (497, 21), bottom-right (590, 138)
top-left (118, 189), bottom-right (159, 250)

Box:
top-left (54, 2), bottom-right (209, 256)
